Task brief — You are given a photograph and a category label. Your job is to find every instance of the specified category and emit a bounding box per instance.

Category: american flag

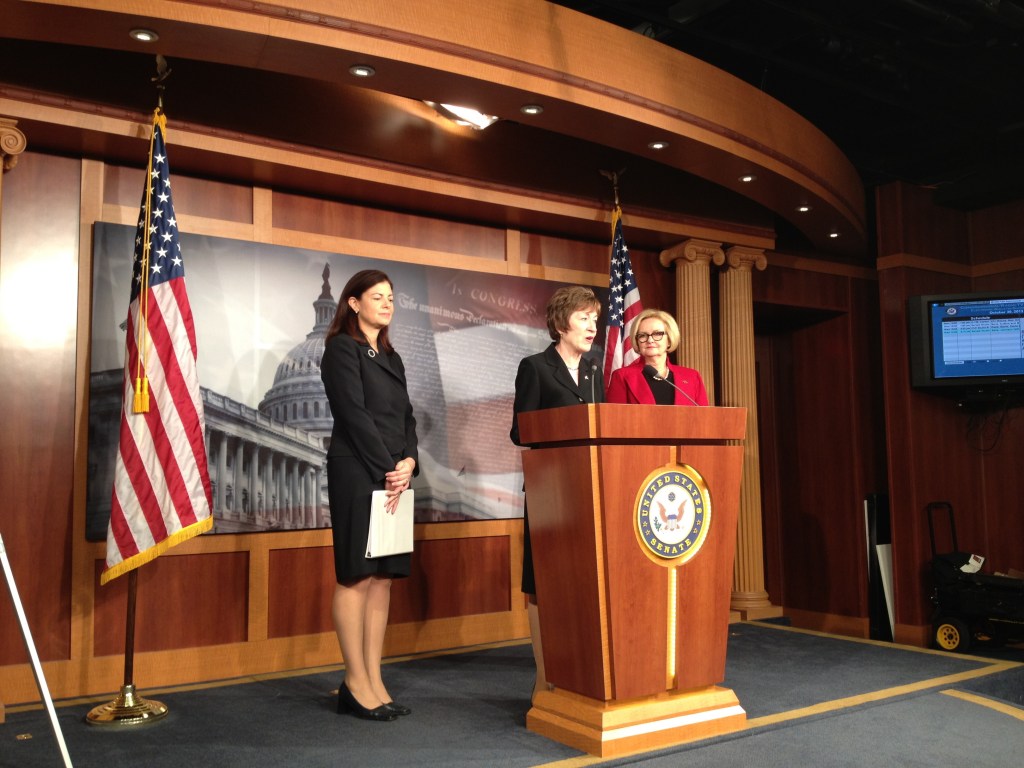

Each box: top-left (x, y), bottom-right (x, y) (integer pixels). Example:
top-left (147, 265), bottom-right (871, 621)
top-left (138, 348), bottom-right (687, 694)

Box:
top-left (101, 111), bottom-right (213, 584)
top-left (603, 207), bottom-right (644, 389)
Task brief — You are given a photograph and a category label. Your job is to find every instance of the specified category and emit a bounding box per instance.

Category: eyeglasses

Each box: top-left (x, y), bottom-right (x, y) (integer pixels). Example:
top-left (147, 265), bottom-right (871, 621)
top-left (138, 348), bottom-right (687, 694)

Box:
top-left (636, 330), bottom-right (666, 343)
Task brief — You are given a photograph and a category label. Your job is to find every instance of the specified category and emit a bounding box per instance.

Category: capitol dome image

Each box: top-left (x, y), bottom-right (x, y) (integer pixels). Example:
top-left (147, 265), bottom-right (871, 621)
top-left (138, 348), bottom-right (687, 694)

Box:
top-left (258, 264), bottom-right (336, 449)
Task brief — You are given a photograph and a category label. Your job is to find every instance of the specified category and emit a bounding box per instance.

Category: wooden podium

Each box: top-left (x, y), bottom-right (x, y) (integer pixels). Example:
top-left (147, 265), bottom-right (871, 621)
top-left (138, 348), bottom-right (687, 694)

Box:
top-left (517, 403), bottom-right (747, 757)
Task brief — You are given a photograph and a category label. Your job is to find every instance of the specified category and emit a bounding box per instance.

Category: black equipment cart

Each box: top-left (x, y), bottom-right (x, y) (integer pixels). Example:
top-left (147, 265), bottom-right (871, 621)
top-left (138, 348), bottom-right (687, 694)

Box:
top-left (927, 501), bottom-right (1024, 652)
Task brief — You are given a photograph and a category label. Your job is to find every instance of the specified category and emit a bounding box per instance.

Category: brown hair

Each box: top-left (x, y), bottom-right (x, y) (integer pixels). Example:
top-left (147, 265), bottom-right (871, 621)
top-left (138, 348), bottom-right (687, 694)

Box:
top-left (545, 285), bottom-right (601, 341)
top-left (325, 269), bottom-right (395, 353)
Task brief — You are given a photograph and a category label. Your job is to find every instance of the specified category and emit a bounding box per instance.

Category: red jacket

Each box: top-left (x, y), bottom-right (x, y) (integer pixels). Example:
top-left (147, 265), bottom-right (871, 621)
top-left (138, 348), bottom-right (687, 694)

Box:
top-left (606, 358), bottom-right (708, 406)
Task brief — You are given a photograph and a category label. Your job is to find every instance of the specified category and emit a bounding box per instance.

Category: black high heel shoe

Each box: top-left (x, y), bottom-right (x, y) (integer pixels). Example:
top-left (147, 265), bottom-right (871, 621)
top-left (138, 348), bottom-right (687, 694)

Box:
top-left (383, 701), bottom-right (411, 716)
top-left (336, 684), bottom-right (397, 721)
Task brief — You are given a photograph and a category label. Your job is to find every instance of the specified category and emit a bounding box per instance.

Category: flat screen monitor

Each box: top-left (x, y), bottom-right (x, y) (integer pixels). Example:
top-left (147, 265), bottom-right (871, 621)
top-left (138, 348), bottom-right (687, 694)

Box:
top-left (908, 291), bottom-right (1024, 397)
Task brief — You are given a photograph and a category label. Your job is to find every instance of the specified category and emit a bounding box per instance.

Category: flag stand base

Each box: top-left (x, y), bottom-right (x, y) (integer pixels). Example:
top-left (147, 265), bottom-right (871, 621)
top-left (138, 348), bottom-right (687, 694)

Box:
top-left (85, 684), bottom-right (168, 727)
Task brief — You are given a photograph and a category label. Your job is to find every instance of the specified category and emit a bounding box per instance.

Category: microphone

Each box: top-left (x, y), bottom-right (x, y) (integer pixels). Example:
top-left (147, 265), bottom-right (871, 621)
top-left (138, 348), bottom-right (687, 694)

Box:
top-left (643, 364), bottom-right (701, 406)
top-left (589, 359), bottom-right (599, 404)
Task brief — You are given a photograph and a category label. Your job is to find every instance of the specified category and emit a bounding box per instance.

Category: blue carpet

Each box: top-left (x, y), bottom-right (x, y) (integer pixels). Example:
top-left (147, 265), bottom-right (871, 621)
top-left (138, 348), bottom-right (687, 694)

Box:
top-left (2, 623), bottom-right (1021, 768)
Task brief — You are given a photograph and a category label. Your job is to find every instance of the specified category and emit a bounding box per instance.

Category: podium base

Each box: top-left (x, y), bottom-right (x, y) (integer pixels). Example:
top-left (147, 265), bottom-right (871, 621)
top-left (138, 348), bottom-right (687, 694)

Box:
top-left (527, 685), bottom-right (746, 757)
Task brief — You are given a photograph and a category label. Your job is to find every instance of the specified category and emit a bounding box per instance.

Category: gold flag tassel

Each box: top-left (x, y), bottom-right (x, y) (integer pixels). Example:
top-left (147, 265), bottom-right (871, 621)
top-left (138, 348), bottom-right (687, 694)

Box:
top-left (132, 109), bottom-right (165, 413)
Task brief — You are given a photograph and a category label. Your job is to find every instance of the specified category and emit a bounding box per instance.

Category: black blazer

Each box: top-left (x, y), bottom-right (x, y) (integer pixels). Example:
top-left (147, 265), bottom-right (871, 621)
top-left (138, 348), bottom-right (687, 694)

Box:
top-left (510, 343), bottom-right (604, 446)
top-left (321, 333), bottom-right (418, 481)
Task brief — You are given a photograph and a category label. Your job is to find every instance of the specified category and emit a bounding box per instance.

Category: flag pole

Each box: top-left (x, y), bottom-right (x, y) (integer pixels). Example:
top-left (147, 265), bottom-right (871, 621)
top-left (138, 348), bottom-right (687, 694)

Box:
top-left (87, 59), bottom-right (175, 728)
top-left (598, 167), bottom-right (644, 389)
top-left (85, 570), bottom-right (168, 726)
top-left (599, 167), bottom-right (625, 208)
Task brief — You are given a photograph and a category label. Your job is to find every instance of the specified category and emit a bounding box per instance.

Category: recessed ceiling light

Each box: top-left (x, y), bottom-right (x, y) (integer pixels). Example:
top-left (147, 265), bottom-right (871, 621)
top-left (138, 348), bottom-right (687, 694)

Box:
top-left (348, 64), bottom-right (376, 78)
top-left (829, 230), bottom-right (840, 239)
top-left (129, 29), bottom-right (159, 43)
top-left (648, 141), bottom-right (669, 150)
top-left (520, 104), bottom-right (543, 115)
top-left (739, 174), bottom-right (757, 183)
top-left (424, 101), bottom-right (499, 130)
top-left (796, 204), bottom-right (812, 213)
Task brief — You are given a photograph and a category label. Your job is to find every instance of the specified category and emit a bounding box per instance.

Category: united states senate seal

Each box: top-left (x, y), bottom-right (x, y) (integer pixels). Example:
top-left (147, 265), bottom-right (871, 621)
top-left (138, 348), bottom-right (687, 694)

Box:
top-left (634, 464), bottom-right (711, 566)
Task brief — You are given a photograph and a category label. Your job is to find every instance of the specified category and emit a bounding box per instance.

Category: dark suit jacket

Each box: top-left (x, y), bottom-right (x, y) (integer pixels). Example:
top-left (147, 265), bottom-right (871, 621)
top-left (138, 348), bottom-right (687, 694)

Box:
top-left (605, 358), bottom-right (708, 406)
top-left (510, 343), bottom-right (604, 446)
top-left (321, 333), bottom-right (418, 481)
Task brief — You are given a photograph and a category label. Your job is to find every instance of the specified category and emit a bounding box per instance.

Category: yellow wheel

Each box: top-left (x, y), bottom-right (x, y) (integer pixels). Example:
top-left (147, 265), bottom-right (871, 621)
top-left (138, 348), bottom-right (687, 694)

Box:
top-left (935, 618), bottom-right (970, 652)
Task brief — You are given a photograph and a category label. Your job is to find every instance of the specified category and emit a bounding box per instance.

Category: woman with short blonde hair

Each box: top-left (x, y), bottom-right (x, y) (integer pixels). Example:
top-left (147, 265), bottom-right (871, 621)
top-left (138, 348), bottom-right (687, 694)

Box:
top-left (630, 308), bottom-right (680, 353)
top-left (607, 307), bottom-right (708, 406)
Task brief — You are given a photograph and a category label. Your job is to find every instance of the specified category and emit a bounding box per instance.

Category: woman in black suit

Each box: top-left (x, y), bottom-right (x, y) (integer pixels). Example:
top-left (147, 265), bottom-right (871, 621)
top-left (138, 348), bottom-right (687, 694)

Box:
top-left (321, 269), bottom-right (418, 722)
top-left (510, 285), bottom-right (604, 700)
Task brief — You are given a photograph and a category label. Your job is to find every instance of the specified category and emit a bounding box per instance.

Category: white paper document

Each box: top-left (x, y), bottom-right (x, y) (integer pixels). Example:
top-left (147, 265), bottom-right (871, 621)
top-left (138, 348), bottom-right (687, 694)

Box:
top-left (366, 490), bottom-right (414, 558)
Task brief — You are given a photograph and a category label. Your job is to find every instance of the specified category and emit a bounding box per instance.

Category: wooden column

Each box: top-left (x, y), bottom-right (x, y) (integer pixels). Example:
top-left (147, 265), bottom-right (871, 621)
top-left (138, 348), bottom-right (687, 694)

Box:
top-left (0, 118), bottom-right (28, 261)
top-left (0, 117), bottom-right (26, 724)
top-left (660, 239), bottom-right (724, 403)
top-left (719, 246), bottom-right (779, 618)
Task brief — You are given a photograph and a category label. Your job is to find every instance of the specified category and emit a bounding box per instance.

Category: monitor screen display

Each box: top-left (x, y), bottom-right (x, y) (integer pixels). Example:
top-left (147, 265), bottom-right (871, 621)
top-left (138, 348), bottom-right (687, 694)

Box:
top-left (928, 296), bottom-right (1024, 380)
top-left (907, 291), bottom-right (1024, 397)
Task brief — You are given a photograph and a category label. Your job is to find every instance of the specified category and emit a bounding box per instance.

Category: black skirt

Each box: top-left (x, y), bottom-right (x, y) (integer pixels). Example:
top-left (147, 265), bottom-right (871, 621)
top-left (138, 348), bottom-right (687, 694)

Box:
top-left (327, 454), bottom-right (411, 582)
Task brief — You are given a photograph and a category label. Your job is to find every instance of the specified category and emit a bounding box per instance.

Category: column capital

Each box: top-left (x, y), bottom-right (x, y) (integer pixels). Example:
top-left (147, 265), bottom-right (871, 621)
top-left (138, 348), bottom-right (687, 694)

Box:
top-left (1, 118), bottom-right (28, 173)
top-left (659, 238), bottom-right (725, 268)
top-left (724, 245), bottom-right (767, 272)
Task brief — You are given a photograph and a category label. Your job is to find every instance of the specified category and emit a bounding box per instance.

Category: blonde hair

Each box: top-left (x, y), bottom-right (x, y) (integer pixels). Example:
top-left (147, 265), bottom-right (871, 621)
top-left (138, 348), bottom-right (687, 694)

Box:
top-left (545, 286), bottom-right (601, 341)
top-left (630, 308), bottom-right (680, 353)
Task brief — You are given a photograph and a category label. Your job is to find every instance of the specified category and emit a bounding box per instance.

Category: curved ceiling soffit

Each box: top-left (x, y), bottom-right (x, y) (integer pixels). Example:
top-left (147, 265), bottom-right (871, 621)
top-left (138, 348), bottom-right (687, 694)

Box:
top-left (10, 0), bottom-right (866, 254)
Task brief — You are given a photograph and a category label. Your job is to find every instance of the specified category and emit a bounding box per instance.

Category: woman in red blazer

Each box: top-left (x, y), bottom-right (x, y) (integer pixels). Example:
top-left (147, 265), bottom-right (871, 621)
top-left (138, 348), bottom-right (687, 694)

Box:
top-left (606, 308), bottom-right (708, 406)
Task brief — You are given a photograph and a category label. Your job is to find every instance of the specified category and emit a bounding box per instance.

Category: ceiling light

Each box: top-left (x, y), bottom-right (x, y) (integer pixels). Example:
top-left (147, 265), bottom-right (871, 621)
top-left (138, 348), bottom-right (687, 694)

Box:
top-left (129, 29), bottom-right (159, 43)
top-left (348, 64), bottom-right (376, 78)
top-left (739, 174), bottom-right (757, 183)
top-left (520, 104), bottom-right (544, 116)
top-left (648, 141), bottom-right (669, 150)
top-left (796, 204), bottom-right (812, 213)
top-left (829, 230), bottom-right (840, 239)
top-left (424, 101), bottom-right (499, 130)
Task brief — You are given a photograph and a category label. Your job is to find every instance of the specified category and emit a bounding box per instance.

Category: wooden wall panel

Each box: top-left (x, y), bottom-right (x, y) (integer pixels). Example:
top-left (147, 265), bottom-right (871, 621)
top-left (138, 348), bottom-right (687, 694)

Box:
top-left (846, 277), bottom-right (888, 497)
top-left (266, 535), bottom-right (513, 637)
top-left (520, 231), bottom-right (612, 273)
top-left (92, 553), bottom-right (249, 656)
top-left (875, 182), bottom-right (970, 264)
top-left (0, 152), bottom-right (79, 665)
top-left (755, 333), bottom-right (785, 610)
top-left (272, 191), bottom-right (506, 259)
top-left (754, 263), bottom-right (851, 311)
top-left (103, 164), bottom-right (254, 224)
top-left (780, 314), bottom-right (865, 615)
top-left (968, 200), bottom-right (1024, 265)
top-left (754, 266), bottom-right (886, 625)
top-left (267, 547), bottom-right (335, 638)
top-left (633, 246), bottom-right (674, 314)
top-left (391, 535), bottom-right (511, 623)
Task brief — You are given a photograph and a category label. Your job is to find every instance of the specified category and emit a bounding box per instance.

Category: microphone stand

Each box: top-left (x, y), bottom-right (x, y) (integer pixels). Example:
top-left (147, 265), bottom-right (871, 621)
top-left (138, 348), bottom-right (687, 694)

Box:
top-left (643, 364), bottom-right (702, 406)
